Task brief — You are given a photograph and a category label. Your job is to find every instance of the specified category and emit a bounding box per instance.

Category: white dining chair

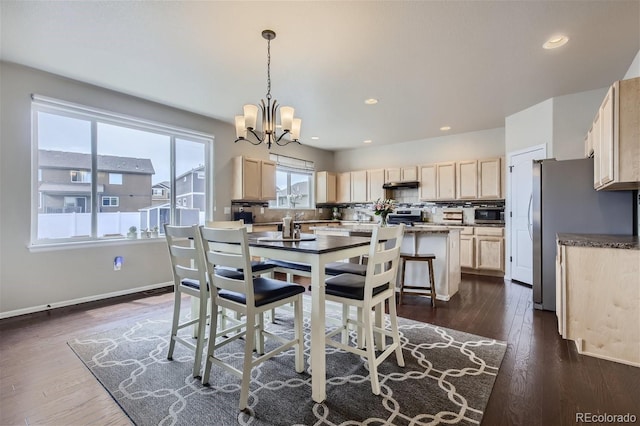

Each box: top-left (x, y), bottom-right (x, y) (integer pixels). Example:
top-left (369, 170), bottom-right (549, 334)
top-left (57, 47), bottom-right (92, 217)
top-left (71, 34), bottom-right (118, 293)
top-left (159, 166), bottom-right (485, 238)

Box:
top-left (199, 226), bottom-right (305, 410)
top-left (323, 223), bottom-right (406, 395)
top-left (163, 224), bottom-right (211, 378)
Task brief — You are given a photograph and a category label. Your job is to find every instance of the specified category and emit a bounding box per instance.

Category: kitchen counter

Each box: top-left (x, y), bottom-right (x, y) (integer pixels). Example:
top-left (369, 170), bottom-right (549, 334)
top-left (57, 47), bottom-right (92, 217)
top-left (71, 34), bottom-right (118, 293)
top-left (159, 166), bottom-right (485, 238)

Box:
top-left (311, 225), bottom-right (451, 234)
top-left (557, 233), bottom-right (639, 250)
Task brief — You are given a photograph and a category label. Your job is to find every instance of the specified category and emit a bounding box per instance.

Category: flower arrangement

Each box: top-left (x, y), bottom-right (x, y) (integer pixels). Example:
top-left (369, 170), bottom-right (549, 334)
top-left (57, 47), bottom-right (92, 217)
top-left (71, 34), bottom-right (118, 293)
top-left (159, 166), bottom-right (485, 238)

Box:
top-left (372, 198), bottom-right (396, 226)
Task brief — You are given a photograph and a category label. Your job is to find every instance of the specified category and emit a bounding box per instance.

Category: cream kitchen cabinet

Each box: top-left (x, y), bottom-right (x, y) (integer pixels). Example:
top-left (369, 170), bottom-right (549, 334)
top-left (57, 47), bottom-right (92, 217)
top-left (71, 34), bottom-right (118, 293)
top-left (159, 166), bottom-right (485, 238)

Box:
top-left (478, 157), bottom-right (502, 199)
top-left (336, 172), bottom-right (351, 203)
top-left (457, 160), bottom-right (478, 199)
top-left (367, 168), bottom-right (386, 202)
top-left (456, 157), bottom-right (502, 200)
top-left (457, 226), bottom-right (504, 276)
top-left (556, 239), bottom-right (639, 366)
top-left (232, 156), bottom-right (276, 201)
top-left (592, 77), bottom-right (640, 190)
top-left (437, 162), bottom-right (456, 200)
top-left (419, 164), bottom-right (437, 200)
top-left (316, 171), bottom-right (337, 204)
top-left (350, 170), bottom-right (368, 203)
top-left (385, 166), bottom-right (418, 183)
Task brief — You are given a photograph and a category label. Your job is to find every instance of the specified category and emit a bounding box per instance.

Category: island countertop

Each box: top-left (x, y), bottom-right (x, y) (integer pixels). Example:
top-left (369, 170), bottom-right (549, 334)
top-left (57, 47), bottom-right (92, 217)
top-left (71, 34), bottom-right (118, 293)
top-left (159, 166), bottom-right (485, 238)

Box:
top-left (557, 233), bottom-right (639, 250)
top-left (310, 225), bottom-right (452, 234)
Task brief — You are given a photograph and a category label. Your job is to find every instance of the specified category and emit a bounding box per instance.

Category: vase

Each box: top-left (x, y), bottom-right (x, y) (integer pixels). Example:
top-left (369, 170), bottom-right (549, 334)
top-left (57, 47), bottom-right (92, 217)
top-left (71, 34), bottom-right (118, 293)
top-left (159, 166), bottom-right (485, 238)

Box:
top-left (380, 213), bottom-right (388, 227)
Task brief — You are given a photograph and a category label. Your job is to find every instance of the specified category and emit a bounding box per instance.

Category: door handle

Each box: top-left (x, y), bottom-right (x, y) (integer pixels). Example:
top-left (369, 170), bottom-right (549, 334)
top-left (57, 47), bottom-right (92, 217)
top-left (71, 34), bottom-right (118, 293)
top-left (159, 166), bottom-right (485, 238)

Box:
top-left (527, 193), bottom-right (533, 240)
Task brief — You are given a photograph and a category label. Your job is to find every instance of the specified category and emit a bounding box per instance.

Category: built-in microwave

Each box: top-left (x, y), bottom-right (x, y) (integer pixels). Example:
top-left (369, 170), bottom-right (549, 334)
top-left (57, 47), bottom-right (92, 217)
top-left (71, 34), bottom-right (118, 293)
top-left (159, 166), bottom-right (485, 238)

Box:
top-left (474, 207), bottom-right (505, 224)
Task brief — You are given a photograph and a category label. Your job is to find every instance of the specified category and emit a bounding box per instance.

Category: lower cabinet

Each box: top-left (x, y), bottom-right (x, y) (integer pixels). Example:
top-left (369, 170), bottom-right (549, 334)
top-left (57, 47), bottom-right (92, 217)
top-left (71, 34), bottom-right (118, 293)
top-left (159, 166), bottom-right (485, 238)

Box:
top-left (556, 242), bottom-right (639, 366)
top-left (457, 226), bottom-right (504, 276)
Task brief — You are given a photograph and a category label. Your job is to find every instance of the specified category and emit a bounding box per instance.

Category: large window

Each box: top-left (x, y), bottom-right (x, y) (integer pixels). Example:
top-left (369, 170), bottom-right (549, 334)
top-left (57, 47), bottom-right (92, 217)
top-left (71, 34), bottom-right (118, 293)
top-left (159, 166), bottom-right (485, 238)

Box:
top-left (269, 154), bottom-right (314, 209)
top-left (32, 95), bottom-right (213, 244)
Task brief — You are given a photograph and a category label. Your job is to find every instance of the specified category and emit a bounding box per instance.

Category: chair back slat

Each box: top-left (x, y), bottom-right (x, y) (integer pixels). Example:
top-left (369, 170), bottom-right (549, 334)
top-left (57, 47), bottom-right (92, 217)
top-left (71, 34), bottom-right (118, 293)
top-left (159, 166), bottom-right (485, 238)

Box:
top-left (200, 226), bottom-right (255, 305)
top-left (364, 224), bottom-right (405, 292)
top-left (164, 224), bottom-right (208, 295)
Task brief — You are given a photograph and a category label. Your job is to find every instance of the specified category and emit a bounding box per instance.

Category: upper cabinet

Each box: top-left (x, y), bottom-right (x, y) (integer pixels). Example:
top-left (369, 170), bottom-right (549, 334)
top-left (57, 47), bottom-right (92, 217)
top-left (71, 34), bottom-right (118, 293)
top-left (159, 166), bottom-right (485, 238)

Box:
top-left (591, 77), bottom-right (640, 190)
top-left (419, 164), bottom-right (437, 200)
top-left (316, 171), bottom-right (337, 204)
top-left (385, 166), bottom-right (418, 183)
top-left (367, 169), bottom-right (386, 202)
top-left (232, 156), bottom-right (276, 201)
top-left (350, 170), bottom-right (368, 203)
top-left (457, 160), bottom-right (478, 199)
top-left (336, 172), bottom-right (352, 203)
top-left (437, 162), bottom-right (456, 200)
top-left (478, 157), bottom-right (502, 199)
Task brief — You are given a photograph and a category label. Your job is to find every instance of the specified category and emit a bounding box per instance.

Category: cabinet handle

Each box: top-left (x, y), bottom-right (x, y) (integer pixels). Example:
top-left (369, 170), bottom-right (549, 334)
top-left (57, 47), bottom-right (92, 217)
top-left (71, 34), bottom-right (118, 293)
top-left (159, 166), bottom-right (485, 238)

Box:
top-left (527, 193), bottom-right (533, 241)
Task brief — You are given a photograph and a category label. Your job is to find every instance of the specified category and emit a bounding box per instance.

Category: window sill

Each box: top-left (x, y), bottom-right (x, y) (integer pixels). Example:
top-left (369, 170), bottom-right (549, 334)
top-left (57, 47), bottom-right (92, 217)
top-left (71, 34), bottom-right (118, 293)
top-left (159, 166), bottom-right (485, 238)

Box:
top-left (28, 237), bottom-right (165, 253)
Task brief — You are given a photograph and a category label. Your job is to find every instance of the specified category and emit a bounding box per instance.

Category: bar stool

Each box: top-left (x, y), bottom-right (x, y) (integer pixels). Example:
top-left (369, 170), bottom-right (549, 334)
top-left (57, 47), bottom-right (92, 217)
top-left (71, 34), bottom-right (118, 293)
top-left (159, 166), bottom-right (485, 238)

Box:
top-left (398, 253), bottom-right (437, 307)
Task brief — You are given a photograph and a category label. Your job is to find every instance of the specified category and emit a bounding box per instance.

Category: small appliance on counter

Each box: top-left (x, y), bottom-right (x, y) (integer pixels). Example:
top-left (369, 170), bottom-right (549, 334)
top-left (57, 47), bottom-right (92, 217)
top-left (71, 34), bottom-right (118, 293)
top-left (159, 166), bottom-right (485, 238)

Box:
top-left (234, 211), bottom-right (253, 224)
top-left (388, 209), bottom-right (422, 226)
top-left (474, 207), bottom-right (505, 225)
top-left (441, 209), bottom-right (463, 224)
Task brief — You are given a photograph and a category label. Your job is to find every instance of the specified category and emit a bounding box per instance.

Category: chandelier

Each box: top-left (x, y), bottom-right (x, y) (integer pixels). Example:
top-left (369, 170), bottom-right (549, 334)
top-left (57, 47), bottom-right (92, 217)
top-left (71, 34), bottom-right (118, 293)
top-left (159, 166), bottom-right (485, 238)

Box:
top-left (234, 29), bottom-right (301, 149)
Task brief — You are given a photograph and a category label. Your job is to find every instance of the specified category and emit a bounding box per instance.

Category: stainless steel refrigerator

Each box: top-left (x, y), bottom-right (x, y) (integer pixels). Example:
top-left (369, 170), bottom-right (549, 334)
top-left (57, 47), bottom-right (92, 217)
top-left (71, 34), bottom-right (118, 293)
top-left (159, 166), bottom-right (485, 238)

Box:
top-left (532, 157), bottom-right (636, 311)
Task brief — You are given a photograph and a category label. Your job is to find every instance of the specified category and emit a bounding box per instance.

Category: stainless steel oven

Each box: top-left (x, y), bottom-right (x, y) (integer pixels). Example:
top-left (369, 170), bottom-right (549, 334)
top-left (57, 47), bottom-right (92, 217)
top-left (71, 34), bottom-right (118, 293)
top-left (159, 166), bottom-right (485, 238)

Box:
top-left (388, 209), bottom-right (422, 226)
top-left (474, 207), bottom-right (505, 224)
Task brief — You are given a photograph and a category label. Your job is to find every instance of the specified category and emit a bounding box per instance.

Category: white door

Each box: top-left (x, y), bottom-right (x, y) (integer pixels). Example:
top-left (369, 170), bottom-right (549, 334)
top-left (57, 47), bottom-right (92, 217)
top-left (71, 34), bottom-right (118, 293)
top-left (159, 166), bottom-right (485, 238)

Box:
top-left (508, 145), bottom-right (546, 284)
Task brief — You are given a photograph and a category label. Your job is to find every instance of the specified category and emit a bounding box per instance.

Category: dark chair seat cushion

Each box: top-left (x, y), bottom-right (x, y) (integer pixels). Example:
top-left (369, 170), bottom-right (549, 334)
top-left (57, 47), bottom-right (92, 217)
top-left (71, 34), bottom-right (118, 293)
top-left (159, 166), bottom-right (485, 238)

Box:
top-left (325, 262), bottom-right (367, 276)
top-left (245, 260), bottom-right (278, 274)
top-left (181, 267), bottom-right (246, 291)
top-left (325, 273), bottom-right (389, 301)
top-left (219, 277), bottom-right (305, 307)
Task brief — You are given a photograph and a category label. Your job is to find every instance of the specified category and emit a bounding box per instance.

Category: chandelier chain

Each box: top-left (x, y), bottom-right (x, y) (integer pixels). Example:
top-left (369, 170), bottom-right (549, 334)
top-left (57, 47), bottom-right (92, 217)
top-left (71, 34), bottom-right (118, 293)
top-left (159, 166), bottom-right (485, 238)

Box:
top-left (266, 38), bottom-right (272, 100)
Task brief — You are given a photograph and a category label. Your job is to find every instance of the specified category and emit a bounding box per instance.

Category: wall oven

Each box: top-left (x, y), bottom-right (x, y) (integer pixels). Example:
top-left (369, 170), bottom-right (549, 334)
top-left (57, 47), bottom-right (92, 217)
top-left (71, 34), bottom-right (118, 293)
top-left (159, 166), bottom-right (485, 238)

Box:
top-left (474, 207), bottom-right (505, 224)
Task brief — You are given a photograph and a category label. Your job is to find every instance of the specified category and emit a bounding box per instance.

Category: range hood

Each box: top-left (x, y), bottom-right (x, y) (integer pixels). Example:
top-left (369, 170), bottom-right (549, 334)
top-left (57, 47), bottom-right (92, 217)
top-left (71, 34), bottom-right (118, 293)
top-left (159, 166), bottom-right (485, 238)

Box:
top-left (382, 181), bottom-right (419, 189)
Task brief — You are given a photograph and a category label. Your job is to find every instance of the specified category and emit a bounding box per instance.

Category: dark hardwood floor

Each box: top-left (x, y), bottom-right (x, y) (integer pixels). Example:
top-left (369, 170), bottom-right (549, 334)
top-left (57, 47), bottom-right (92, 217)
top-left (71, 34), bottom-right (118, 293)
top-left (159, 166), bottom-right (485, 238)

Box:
top-left (1, 276), bottom-right (638, 425)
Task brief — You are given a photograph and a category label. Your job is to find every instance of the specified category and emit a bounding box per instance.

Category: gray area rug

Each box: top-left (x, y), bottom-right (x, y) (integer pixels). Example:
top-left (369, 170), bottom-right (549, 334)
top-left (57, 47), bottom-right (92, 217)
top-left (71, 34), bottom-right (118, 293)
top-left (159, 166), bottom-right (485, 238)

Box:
top-left (69, 301), bottom-right (506, 425)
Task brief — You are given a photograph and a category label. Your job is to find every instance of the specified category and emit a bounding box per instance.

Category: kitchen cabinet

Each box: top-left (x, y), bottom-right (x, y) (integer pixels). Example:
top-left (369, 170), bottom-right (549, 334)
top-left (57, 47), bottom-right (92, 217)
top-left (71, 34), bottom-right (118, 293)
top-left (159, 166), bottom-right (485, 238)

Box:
top-left (316, 171), bottom-right (337, 204)
top-left (592, 77), bottom-right (640, 190)
top-left (385, 166), bottom-right (418, 183)
top-left (455, 227), bottom-right (475, 269)
top-left (419, 164), bottom-right (437, 200)
top-left (457, 160), bottom-right (478, 199)
top-left (350, 170), bottom-right (368, 203)
top-left (336, 172), bottom-right (351, 203)
top-left (556, 241), bottom-right (639, 366)
top-left (367, 168), bottom-right (386, 202)
top-left (437, 162), bottom-right (456, 200)
top-left (232, 156), bottom-right (276, 201)
top-left (457, 226), bottom-right (504, 275)
top-left (478, 157), bottom-right (502, 199)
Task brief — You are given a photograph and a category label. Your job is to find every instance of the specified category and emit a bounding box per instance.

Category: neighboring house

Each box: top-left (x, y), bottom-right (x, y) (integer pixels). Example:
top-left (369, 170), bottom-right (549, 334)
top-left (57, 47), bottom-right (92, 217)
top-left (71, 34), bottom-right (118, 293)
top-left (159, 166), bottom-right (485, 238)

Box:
top-left (152, 181), bottom-right (170, 206)
top-left (38, 150), bottom-right (155, 213)
top-left (175, 165), bottom-right (205, 211)
top-left (276, 180), bottom-right (310, 208)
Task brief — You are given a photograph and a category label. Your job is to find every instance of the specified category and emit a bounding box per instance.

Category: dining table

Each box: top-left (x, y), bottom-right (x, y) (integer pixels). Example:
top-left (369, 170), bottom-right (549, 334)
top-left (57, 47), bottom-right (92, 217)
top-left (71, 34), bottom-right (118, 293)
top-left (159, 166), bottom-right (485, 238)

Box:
top-left (247, 231), bottom-right (372, 403)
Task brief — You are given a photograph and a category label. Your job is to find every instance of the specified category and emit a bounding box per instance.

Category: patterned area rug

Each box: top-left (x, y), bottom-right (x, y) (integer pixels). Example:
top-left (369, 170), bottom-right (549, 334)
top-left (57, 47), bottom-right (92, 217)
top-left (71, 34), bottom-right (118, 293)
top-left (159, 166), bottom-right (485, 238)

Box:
top-left (69, 300), bottom-right (506, 425)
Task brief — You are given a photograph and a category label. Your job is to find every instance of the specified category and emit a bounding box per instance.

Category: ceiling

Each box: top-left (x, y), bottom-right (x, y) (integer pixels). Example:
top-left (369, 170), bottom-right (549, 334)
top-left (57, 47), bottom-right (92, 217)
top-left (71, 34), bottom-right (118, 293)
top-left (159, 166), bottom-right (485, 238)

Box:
top-left (1, 1), bottom-right (638, 151)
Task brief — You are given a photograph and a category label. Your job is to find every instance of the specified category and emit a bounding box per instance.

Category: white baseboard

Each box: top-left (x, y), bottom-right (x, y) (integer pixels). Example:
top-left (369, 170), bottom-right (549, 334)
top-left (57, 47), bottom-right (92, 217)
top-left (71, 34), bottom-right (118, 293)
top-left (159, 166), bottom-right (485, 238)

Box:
top-left (0, 282), bottom-right (173, 320)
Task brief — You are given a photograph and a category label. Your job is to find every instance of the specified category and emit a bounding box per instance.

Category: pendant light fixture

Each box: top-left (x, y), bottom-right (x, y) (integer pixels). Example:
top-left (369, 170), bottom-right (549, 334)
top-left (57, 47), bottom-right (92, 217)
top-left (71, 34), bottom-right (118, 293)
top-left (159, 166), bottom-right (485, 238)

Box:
top-left (234, 29), bottom-right (301, 149)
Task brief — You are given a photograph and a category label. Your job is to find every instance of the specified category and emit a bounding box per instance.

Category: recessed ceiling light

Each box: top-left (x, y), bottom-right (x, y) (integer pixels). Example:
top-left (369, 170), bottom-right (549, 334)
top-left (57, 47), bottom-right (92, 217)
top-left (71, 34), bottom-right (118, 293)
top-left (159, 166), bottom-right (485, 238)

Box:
top-left (311, 136), bottom-right (319, 140)
top-left (364, 98), bottom-right (378, 105)
top-left (440, 126), bottom-right (451, 131)
top-left (363, 139), bottom-right (372, 144)
top-left (543, 35), bottom-right (569, 49)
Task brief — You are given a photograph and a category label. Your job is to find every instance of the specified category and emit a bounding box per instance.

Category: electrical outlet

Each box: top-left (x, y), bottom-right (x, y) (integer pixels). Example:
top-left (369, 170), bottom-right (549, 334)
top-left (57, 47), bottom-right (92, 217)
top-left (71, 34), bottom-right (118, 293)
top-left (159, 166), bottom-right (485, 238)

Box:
top-left (114, 256), bottom-right (123, 271)
top-left (260, 207), bottom-right (265, 214)
top-left (224, 206), bottom-right (231, 214)
top-left (318, 208), bottom-right (323, 214)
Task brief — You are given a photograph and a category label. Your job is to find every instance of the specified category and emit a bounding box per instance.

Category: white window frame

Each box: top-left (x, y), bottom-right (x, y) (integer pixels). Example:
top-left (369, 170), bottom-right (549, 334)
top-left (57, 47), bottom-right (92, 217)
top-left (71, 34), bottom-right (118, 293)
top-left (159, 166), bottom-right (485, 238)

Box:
top-left (30, 94), bottom-right (215, 247)
top-left (70, 170), bottom-right (91, 183)
top-left (269, 154), bottom-right (315, 210)
top-left (109, 173), bottom-right (123, 185)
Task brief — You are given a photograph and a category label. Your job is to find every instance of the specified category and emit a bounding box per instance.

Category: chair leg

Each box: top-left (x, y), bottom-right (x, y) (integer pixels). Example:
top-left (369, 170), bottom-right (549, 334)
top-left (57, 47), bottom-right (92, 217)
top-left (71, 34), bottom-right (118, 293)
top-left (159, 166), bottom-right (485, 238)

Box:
top-left (192, 295), bottom-right (208, 378)
top-left (239, 313), bottom-right (256, 411)
top-left (398, 258), bottom-right (406, 305)
top-left (341, 304), bottom-right (350, 344)
top-left (387, 296), bottom-right (405, 367)
top-left (294, 297), bottom-right (304, 373)
top-left (255, 313), bottom-right (265, 355)
top-left (428, 258), bottom-right (436, 307)
top-left (363, 307), bottom-right (381, 395)
top-left (202, 300), bottom-right (220, 386)
top-left (167, 289), bottom-right (181, 360)
top-left (356, 307), bottom-right (365, 349)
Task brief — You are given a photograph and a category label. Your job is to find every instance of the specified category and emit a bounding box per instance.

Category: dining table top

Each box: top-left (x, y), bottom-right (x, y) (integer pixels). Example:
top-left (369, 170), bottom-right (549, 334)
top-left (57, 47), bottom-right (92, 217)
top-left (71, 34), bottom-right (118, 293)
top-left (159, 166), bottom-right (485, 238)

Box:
top-left (247, 231), bottom-right (372, 254)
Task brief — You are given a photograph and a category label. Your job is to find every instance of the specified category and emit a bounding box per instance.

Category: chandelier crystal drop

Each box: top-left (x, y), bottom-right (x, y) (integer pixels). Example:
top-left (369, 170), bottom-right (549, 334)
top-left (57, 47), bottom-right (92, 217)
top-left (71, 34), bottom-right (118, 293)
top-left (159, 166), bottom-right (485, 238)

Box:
top-left (234, 29), bottom-right (301, 149)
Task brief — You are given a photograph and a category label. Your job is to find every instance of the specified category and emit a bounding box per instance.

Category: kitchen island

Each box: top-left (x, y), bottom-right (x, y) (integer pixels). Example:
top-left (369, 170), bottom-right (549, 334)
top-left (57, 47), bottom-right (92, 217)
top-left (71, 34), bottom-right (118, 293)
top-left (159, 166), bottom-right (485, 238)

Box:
top-left (556, 233), bottom-right (639, 366)
top-left (312, 225), bottom-right (461, 301)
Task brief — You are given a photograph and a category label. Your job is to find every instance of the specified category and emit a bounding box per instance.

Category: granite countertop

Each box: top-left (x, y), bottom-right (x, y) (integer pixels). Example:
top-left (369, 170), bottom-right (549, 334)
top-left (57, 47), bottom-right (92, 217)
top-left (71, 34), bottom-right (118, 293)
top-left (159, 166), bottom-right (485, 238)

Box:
top-left (252, 220), bottom-right (339, 226)
top-left (557, 233), bottom-right (639, 250)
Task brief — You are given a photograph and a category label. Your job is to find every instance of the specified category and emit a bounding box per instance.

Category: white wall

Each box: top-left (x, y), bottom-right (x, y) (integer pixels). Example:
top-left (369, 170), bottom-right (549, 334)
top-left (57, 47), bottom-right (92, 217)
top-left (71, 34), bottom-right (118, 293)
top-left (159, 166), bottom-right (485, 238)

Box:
top-left (333, 127), bottom-right (505, 172)
top-left (0, 61), bottom-right (333, 317)
top-left (505, 99), bottom-right (553, 157)
top-left (623, 49), bottom-right (640, 79)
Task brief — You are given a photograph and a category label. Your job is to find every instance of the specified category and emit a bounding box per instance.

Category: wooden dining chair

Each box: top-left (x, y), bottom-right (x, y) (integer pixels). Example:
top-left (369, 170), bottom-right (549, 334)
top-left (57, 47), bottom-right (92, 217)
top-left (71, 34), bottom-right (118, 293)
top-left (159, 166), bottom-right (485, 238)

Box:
top-left (323, 223), bottom-right (406, 395)
top-left (163, 224), bottom-right (211, 378)
top-left (199, 226), bottom-right (305, 410)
